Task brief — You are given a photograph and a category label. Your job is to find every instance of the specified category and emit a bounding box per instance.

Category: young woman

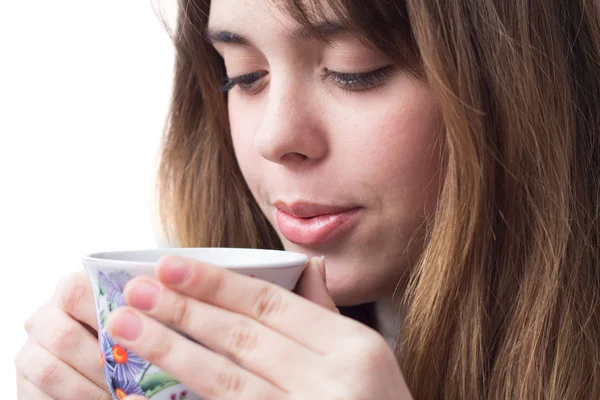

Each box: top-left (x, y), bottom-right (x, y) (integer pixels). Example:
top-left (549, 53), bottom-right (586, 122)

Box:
top-left (16, 0), bottom-right (600, 399)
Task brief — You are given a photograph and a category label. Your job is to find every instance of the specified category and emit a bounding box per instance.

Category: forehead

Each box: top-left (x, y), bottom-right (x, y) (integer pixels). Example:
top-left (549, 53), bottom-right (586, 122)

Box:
top-left (205, 0), bottom-right (421, 76)
top-left (208, 0), bottom-right (339, 32)
top-left (208, 0), bottom-right (358, 53)
top-left (209, 0), bottom-right (291, 28)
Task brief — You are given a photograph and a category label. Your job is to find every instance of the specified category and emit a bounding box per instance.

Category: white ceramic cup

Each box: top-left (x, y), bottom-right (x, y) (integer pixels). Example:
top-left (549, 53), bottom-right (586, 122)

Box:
top-left (82, 247), bottom-right (309, 400)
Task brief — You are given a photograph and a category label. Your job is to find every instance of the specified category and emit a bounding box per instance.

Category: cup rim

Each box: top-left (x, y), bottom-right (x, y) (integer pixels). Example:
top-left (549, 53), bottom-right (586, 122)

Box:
top-left (82, 247), bottom-right (309, 270)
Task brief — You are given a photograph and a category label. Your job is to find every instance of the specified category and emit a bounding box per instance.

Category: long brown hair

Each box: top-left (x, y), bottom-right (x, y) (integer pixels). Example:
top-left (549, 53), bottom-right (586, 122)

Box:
top-left (156, 0), bottom-right (600, 398)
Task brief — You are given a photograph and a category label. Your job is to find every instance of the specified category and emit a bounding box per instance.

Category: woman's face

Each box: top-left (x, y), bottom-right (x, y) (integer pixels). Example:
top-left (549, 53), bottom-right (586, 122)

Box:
top-left (209, 0), bottom-right (445, 305)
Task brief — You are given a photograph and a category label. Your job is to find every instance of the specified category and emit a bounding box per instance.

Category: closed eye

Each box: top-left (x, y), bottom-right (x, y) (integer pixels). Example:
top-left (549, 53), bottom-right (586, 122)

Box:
top-left (321, 66), bottom-right (395, 91)
top-left (219, 65), bottom-right (395, 94)
top-left (220, 71), bottom-right (268, 93)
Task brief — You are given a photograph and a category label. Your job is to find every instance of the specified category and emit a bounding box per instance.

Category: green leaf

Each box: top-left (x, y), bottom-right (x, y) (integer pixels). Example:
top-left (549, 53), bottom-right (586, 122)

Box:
top-left (109, 302), bottom-right (116, 312)
top-left (100, 310), bottom-right (107, 329)
top-left (99, 283), bottom-right (105, 296)
top-left (139, 371), bottom-right (179, 398)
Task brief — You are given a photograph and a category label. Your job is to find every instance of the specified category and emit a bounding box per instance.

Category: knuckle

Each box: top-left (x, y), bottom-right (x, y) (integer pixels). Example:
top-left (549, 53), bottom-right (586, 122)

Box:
top-left (57, 272), bottom-right (90, 315)
top-left (14, 346), bottom-right (27, 371)
top-left (367, 331), bottom-right (390, 354)
top-left (346, 322), bottom-right (380, 345)
top-left (14, 342), bottom-right (35, 374)
top-left (51, 324), bottom-right (81, 354)
top-left (251, 285), bottom-right (285, 322)
top-left (169, 294), bottom-right (190, 328)
top-left (24, 316), bottom-right (34, 333)
top-left (200, 266), bottom-right (225, 301)
top-left (214, 362), bottom-right (246, 398)
top-left (226, 320), bottom-right (259, 362)
top-left (355, 333), bottom-right (392, 370)
top-left (145, 330), bottom-right (173, 363)
top-left (33, 358), bottom-right (61, 390)
top-left (24, 305), bottom-right (49, 334)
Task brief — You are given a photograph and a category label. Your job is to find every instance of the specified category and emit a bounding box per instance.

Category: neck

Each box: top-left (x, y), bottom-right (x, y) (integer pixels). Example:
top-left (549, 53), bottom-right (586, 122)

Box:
top-left (374, 296), bottom-right (403, 349)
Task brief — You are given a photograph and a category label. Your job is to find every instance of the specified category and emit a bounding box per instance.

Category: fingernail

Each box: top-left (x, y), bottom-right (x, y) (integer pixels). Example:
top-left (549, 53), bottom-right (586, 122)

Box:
top-left (110, 309), bottom-right (143, 342)
top-left (159, 256), bottom-right (192, 285)
top-left (127, 279), bottom-right (159, 311)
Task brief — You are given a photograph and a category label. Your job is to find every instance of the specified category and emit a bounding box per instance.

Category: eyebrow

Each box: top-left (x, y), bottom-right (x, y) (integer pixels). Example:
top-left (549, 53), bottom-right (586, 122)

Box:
top-left (205, 21), bottom-right (348, 46)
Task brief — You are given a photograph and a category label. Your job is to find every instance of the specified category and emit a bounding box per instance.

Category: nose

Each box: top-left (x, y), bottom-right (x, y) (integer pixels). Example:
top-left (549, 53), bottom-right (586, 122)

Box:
top-left (254, 80), bottom-right (328, 165)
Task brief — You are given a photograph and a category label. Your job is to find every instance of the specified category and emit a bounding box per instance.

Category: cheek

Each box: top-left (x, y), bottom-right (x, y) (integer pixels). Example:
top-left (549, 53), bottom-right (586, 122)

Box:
top-left (380, 104), bottom-right (443, 186)
top-left (342, 85), bottom-right (445, 211)
top-left (229, 100), bottom-right (262, 194)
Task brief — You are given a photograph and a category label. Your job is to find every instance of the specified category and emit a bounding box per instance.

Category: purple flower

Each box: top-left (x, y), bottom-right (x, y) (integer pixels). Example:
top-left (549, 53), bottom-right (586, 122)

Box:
top-left (171, 394), bottom-right (177, 400)
top-left (103, 365), bottom-right (120, 400)
top-left (99, 330), bottom-right (116, 377)
top-left (101, 329), bottom-right (147, 382)
top-left (110, 374), bottom-right (145, 400)
top-left (98, 271), bottom-right (132, 308)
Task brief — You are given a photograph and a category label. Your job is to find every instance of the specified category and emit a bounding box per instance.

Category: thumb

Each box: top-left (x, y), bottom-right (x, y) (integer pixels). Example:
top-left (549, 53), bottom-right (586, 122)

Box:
top-left (295, 256), bottom-right (339, 313)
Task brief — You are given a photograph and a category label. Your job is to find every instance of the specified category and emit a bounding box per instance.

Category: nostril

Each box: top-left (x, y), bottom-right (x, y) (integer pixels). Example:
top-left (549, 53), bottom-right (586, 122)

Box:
top-left (280, 152), bottom-right (307, 163)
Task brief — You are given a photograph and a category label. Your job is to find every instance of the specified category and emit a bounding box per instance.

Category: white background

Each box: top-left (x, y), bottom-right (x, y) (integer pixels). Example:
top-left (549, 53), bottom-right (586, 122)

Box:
top-left (1, 1), bottom-right (177, 395)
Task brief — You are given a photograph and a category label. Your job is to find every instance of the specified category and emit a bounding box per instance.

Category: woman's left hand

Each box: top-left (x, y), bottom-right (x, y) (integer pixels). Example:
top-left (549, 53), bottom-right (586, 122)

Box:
top-left (107, 256), bottom-right (412, 400)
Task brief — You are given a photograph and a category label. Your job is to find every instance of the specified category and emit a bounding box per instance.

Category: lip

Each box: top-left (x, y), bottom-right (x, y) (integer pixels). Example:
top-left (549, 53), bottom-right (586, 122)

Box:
top-left (274, 201), bottom-right (362, 246)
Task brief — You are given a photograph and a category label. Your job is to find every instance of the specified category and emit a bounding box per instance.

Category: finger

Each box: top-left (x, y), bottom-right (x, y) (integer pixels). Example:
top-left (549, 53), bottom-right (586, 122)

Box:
top-left (15, 340), bottom-right (110, 400)
top-left (16, 373), bottom-right (54, 400)
top-left (156, 255), bottom-right (360, 353)
top-left (107, 307), bottom-right (289, 400)
top-left (295, 257), bottom-right (339, 313)
top-left (55, 271), bottom-right (98, 332)
top-left (28, 305), bottom-right (107, 390)
top-left (124, 277), bottom-right (322, 390)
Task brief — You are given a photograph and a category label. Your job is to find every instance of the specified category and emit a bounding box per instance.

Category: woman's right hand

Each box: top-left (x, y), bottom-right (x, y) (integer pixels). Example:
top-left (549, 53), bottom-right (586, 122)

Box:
top-left (15, 271), bottom-right (111, 400)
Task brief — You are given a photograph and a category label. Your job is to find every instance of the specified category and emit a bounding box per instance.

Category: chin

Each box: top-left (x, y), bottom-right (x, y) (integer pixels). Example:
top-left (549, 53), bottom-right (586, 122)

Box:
top-left (323, 266), bottom-right (390, 307)
top-left (281, 242), bottom-right (400, 305)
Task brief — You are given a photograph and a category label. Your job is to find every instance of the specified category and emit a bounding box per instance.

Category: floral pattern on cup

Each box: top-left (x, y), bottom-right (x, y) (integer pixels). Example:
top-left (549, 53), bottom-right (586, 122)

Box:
top-left (171, 390), bottom-right (189, 400)
top-left (94, 270), bottom-right (201, 400)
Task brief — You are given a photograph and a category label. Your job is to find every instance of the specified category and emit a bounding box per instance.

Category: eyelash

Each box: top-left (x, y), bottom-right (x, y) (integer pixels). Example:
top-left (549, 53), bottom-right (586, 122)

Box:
top-left (321, 67), bottom-right (394, 92)
top-left (219, 66), bottom-right (394, 94)
top-left (219, 71), bottom-right (268, 93)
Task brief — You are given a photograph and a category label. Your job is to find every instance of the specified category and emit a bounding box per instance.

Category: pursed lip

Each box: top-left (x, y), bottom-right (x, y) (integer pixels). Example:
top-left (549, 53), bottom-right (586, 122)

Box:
top-left (273, 201), bottom-right (362, 246)
top-left (273, 201), bottom-right (359, 218)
